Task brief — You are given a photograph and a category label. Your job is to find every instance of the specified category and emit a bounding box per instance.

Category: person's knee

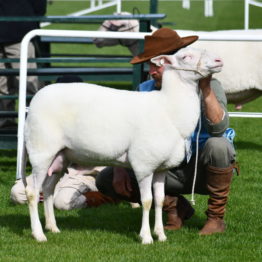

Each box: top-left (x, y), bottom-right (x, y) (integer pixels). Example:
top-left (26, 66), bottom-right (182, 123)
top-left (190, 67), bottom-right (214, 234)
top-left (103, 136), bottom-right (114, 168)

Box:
top-left (202, 137), bottom-right (235, 168)
top-left (53, 190), bottom-right (76, 210)
top-left (10, 178), bottom-right (31, 204)
top-left (10, 184), bottom-right (27, 204)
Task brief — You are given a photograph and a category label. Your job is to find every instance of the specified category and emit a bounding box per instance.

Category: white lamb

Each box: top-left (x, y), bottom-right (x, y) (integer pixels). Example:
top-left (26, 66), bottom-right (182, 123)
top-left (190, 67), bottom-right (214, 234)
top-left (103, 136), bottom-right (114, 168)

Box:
top-left (94, 22), bottom-right (262, 108)
top-left (22, 47), bottom-right (223, 244)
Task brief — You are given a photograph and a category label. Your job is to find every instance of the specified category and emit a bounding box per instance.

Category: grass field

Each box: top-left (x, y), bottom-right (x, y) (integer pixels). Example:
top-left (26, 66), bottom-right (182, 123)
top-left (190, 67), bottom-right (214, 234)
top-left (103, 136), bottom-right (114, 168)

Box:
top-left (0, 1), bottom-right (262, 261)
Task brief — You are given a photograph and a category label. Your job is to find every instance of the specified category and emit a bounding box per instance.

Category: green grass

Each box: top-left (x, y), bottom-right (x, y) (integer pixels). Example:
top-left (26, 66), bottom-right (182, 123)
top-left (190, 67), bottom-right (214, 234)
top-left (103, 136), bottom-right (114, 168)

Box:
top-left (0, 1), bottom-right (262, 261)
top-left (0, 112), bottom-right (262, 262)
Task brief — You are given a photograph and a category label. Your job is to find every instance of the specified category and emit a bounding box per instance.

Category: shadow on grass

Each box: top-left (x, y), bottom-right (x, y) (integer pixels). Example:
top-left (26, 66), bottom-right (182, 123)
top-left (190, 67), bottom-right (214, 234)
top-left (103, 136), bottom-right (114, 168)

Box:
top-left (235, 141), bottom-right (262, 151)
top-left (0, 203), bottom-right (142, 241)
top-left (0, 149), bottom-right (17, 158)
top-left (184, 215), bottom-right (206, 231)
top-left (0, 214), bottom-right (30, 237)
top-left (0, 202), bottom-right (204, 242)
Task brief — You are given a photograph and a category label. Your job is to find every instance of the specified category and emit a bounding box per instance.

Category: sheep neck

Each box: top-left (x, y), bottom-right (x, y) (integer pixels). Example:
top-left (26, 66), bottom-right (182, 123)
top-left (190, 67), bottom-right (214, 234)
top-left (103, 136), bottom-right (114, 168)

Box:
top-left (160, 68), bottom-right (201, 138)
top-left (161, 68), bottom-right (198, 96)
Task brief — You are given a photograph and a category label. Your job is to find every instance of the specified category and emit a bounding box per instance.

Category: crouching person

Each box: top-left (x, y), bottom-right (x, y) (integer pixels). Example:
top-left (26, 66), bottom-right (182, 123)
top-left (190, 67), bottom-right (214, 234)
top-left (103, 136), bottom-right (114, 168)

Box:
top-left (96, 28), bottom-right (239, 235)
top-left (10, 166), bottom-right (119, 210)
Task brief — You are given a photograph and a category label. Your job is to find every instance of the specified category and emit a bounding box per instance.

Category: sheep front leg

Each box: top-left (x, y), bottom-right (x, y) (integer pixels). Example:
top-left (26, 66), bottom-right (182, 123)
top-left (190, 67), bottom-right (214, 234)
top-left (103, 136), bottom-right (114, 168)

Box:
top-left (44, 195), bottom-right (60, 233)
top-left (153, 172), bottom-right (167, 242)
top-left (137, 173), bottom-right (154, 244)
top-left (26, 184), bottom-right (47, 242)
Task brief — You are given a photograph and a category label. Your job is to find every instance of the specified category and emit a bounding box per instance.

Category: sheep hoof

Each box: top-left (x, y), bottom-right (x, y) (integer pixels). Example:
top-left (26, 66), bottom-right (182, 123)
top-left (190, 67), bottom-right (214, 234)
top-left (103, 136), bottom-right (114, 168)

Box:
top-left (45, 224), bottom-right (60, 233)
top-left (140, 233), bottom-right (154, 244)
top-left (158, 233), bottom-right (167, 242)
top-left (141, 236), bottom-right (154, 245)
top-left (154, 228), bottom-right (167, 242)
top-left (33, 232), bottom-right (47, 242)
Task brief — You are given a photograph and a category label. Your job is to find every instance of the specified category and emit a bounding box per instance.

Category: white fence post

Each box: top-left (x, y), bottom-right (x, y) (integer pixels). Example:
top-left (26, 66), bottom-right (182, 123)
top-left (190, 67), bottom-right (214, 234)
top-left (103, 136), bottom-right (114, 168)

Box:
top-left (205, 0), bottom-right (213, 17)
top-left (90, 0), bottom-right (95, 8)
top-left (245, 0), bottom-right (250, 29)
top-left (182, 0), bottom-right (190, 9)
top-left (182, 0), bottom-right (213, 16)
top-left (244, 0), bottom-right (262, 30)
top-left (116, 0), bottom-right (122, 13)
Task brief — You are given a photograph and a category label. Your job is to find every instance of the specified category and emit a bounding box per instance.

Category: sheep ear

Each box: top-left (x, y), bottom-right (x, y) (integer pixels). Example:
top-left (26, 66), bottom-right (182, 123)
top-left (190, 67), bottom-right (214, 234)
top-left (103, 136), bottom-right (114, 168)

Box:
top-left (151, 55), bottom-right (173, 66)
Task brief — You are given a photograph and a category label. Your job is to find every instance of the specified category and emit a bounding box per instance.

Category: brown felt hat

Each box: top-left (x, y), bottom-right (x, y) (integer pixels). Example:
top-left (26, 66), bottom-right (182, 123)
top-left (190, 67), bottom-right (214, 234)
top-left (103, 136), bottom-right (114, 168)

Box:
top-left (130, 28), bottom-right (199, 64)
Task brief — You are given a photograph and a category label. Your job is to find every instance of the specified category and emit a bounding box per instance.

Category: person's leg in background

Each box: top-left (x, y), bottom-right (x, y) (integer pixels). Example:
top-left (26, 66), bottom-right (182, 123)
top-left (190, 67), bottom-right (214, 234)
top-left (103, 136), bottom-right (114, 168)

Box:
top-left (0, 42), bottom-right (39, 128)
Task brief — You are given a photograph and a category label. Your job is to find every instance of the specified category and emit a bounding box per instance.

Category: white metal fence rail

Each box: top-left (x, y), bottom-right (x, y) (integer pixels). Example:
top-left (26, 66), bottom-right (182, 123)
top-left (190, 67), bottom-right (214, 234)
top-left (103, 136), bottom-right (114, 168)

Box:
top-left (41, 0), bottom-right (122, 27)
top-left (229, 112), bottom-right (262, 118)
top-left (74, 0), bottom-right (121, 15)
top-left (16, 29), bottom-right (262, 179)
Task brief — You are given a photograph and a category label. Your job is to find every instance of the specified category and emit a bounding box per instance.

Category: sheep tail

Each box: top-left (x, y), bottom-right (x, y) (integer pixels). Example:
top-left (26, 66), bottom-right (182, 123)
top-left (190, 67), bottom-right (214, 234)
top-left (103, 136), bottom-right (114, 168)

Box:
top-left (20, 140), bottom-right (28, 188)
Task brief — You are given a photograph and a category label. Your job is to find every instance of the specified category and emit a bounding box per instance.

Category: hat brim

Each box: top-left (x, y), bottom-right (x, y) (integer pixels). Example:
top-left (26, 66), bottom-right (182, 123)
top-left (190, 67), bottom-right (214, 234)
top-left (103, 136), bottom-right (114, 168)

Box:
top-left (130, 35), bottom-right (198, 64)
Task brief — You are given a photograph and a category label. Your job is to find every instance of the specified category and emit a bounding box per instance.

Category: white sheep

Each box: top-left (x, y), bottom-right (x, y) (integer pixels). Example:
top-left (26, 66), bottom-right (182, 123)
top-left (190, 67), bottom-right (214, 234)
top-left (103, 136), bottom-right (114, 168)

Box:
top-left (22, 47), bottom-right (223, 244)
top-left (177, 29), bottom-right (262, 109)
top-left (94, 22), bottom-right (262, 109)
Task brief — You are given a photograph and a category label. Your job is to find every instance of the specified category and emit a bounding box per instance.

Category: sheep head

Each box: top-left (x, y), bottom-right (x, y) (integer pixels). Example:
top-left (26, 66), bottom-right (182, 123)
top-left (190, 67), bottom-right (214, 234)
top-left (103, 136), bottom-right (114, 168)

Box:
top-left (151, 47), bottom-right (223, 81)
top-left (93, 12), bottom-right (139, 48)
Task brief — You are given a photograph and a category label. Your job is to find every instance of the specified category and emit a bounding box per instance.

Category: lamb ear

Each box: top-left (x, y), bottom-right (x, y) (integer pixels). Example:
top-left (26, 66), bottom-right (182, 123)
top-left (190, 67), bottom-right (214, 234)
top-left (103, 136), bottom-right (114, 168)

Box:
top-left (151, 55), bottom-right (173, 66)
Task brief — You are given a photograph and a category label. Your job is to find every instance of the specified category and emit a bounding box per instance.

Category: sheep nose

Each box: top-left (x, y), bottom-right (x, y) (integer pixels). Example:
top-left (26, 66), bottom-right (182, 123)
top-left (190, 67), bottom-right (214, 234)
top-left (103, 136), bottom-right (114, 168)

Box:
top-left (215, 57), bottom-right (223, 66)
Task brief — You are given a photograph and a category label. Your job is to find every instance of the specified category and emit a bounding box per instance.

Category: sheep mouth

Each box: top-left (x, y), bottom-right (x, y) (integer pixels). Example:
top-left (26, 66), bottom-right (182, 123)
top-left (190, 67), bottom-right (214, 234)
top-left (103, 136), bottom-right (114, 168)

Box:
top-left (209, 64), bottom-right (223, 73)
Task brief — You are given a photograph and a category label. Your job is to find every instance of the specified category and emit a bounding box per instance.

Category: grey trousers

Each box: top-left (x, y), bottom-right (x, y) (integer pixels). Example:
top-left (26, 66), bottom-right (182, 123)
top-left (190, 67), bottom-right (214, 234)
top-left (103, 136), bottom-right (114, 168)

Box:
top-left (0, 42), bottom-right (39, 127)
top-left (96, 137), bottom-right (236, 201)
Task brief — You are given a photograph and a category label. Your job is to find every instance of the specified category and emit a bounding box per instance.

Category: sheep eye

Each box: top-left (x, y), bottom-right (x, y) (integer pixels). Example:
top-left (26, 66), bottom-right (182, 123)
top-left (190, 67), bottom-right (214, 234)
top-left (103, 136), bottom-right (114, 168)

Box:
top-left (182, 55), bottom-right (192, 61)
top-left (160, 58), bottom-right (165, 65)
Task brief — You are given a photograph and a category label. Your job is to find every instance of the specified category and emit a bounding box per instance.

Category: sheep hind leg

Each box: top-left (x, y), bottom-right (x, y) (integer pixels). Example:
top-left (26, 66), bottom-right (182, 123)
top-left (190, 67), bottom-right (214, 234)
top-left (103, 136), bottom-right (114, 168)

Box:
top-left (27, 152), bottom-right (62, 241)
top-left (153, 172), bottom-right (167, 242)
top-left (43, 174), bottom-right (62, 233)
top-left (26, 174), bottom-right (47, 242)
top-left (137, 173), bottom-right (154, 244)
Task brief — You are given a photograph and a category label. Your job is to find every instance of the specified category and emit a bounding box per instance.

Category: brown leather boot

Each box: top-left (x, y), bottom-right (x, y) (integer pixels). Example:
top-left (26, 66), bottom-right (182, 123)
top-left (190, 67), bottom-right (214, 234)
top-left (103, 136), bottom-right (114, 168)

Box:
top-left (163, 195), bottom-right (195, 230)
top-left (84, 191), bottom-right (120, 207)
top-left (199, 164), bottom-right (234, 235)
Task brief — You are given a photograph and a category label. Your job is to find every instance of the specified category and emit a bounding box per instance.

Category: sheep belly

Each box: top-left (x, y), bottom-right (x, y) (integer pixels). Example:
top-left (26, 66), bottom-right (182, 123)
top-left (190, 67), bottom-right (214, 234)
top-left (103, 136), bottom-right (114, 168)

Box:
top-left (64, 149), bottom-right (130, 168)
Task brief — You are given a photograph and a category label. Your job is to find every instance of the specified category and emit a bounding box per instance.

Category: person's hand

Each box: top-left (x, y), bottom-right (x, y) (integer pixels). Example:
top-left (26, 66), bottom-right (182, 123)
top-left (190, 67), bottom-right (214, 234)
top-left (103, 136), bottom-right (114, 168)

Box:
top-left (112, 167), bottom-right (133, 198)
top-left (199, 74), bottom-right (212, 92)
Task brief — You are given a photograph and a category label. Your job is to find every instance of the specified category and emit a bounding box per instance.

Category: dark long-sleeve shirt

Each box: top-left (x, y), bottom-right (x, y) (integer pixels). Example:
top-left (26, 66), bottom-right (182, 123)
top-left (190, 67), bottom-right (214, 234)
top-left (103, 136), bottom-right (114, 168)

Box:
top-left (0, 0), bottom-right (47, 43)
